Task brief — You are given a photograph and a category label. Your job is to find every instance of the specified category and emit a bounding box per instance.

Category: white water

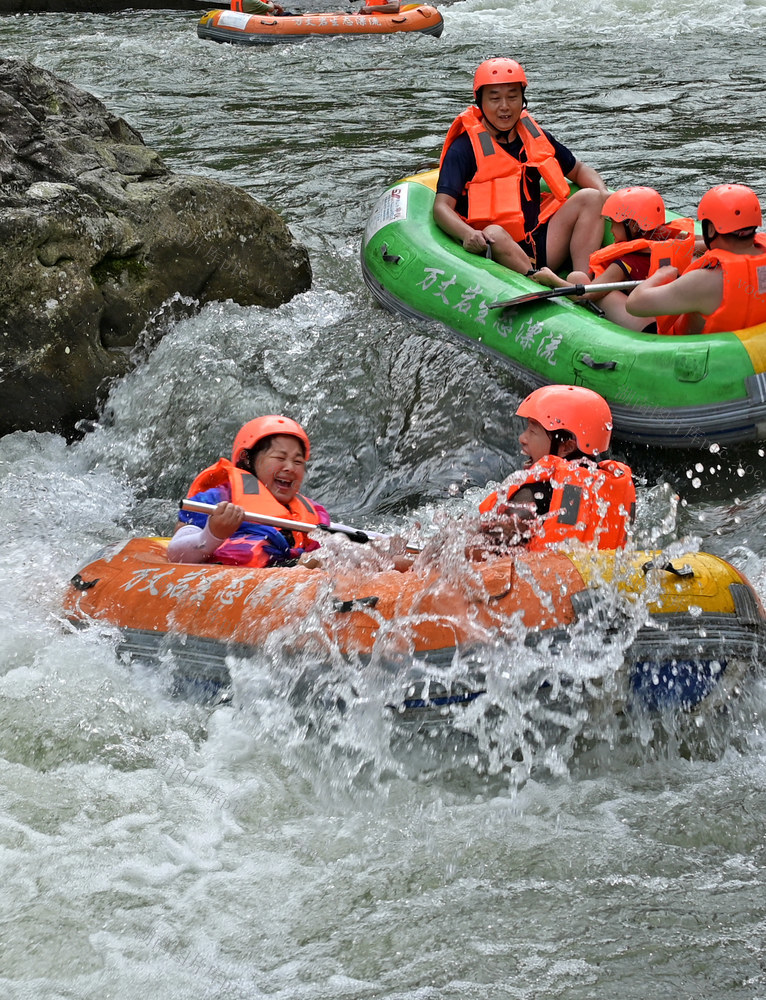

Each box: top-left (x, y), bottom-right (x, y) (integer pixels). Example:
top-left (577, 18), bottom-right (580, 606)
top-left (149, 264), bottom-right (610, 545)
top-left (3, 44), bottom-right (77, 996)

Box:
top-left (3, 3), bottom-right (766, 997)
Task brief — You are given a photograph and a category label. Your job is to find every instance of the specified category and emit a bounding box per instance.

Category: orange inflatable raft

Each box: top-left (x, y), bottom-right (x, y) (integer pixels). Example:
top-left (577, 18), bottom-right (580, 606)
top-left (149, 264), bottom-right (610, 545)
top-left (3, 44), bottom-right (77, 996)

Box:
top-left (197, 4), bottom-right (444, 43)
top-left (64, 536), bottom-right (765, 715)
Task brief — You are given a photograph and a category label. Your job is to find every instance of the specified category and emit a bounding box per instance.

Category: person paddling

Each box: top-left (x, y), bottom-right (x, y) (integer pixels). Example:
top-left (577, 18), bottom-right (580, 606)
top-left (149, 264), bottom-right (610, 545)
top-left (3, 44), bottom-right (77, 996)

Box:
top-left (167, 415), bottom-right (330, 567)
top-left (475, 385), bottom-right (635, 555)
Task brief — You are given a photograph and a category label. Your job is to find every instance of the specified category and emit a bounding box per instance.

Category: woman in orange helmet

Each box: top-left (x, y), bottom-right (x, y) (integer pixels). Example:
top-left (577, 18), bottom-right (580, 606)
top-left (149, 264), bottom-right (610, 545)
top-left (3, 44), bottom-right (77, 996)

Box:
top-left (167, 415), bottom-right (330, 568)
top-left (434, 58), bottom-right (609, 277)
top-left (476, 385), bottom-right (635, 554)
top-left (626, 184), bottom-right (766, 335)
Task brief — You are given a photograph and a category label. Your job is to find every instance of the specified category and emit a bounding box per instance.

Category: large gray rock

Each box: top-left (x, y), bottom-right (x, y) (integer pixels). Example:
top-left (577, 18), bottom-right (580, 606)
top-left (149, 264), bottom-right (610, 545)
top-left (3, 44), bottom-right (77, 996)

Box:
top-left (0, 57), bottom-right (312, 438)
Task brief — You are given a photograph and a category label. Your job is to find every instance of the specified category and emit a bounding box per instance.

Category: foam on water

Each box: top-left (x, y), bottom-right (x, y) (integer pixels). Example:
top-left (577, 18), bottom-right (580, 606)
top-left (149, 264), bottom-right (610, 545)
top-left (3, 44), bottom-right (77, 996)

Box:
top-left (4, 5), bottom-right (766, 996)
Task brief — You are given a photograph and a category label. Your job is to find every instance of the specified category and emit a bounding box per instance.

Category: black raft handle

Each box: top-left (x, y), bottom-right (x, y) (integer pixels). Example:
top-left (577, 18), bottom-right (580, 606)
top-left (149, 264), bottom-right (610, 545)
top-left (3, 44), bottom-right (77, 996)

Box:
top-left (380, 242), bottom-right (402, 264)
top-left (333, 596), bottom-right (379, 614)
top-left (581, 354), bottom-right (618, 371)
top-left (642, 560), bottom-right (694, 579)
top-left (71, 573), bottom-right (99, 591)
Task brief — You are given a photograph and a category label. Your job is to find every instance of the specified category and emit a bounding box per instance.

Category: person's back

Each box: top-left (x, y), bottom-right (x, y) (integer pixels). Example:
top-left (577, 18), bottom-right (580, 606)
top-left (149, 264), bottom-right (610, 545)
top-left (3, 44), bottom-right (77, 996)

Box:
top-left (476, 385), bottom-right (635, 556)
top-left (627, 184), bottom-right (766, 335)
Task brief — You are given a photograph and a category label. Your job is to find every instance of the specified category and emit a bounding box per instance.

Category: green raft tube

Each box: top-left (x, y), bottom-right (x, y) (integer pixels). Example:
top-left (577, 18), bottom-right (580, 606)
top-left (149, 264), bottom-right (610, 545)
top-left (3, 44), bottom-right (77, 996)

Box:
top-left (361, 170), bottom-right (766, 449)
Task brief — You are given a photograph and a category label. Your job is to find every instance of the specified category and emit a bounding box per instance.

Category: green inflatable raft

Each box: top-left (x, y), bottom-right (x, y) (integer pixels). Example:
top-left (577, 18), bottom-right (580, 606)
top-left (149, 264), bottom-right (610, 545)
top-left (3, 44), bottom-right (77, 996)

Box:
top-left (361, 170), bottom-right (766, 449)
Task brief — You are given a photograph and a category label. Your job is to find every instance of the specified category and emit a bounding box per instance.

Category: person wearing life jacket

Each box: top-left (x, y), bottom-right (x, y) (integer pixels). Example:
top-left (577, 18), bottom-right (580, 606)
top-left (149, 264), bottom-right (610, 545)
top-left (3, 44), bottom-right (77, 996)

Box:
top-left (358, 0), bottom-right (399, 13)
top-left (231, 0), bottom-right (290, 14)
top-left (533, 187), bottom-right (696, 331)
top-left (433, 58), bottom-right (609, 277)
top-left (626, 184), bottom-right (766, 335)
top-left (475, 385), bottom-right (635, 555)
top-left (167, 415), bottom-right (330, 568)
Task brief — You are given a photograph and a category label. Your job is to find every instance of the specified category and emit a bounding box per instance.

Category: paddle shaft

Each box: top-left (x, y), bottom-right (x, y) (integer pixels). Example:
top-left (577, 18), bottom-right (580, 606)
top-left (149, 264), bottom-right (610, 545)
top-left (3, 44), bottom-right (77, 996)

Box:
top-left (490, 279), bottom-right (642, 310)
top-left (181, 499), bottom-right (397, 546)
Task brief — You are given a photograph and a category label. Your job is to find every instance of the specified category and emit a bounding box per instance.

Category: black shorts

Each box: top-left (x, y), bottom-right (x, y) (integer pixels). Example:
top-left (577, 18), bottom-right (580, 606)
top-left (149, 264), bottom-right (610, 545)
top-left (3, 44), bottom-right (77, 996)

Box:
top-left (529, 222), bottom-right (550, 269)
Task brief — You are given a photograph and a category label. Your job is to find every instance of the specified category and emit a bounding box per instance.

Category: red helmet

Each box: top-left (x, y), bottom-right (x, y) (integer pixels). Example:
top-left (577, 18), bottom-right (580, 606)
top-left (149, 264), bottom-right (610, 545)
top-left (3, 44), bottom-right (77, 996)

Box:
top-left (697, 184), bottom-right (762, 234)
top-left (231, 415), bottom-right (310, 466)
top-left (473, 58), bottom-right (527, 97)
top-left (516, 385), bottom-right (613, 457)
top-left (602, 187), bottom-right (665, 231)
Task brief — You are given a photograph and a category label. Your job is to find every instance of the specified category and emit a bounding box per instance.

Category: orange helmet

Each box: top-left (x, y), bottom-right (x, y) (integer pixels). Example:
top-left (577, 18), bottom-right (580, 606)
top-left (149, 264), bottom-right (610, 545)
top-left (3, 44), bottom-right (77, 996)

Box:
top-left (231, 415), bottom-right (310, 466)
top-left (697, 184), bottom-right (762, 234)
top-left (473, 58), bottom-right (527, 98)
top-left (516, 385), bottom-right (613, 457)
top-left (602, 187), bottom-right (665, 231)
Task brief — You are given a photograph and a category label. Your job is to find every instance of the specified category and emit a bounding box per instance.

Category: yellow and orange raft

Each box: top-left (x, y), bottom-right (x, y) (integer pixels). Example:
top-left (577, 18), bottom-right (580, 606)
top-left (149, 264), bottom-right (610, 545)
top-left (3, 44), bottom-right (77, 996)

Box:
top-left (197, 4), bottom-right (443, 43)
top-left (64, 536), bottom-right (765, 716)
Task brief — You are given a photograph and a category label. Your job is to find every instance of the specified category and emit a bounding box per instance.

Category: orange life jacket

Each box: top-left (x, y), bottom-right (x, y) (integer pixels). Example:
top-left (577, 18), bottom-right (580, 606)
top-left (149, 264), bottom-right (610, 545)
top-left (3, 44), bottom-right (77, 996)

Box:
top-left (439, 106), bottom-right (571, 244)
top-left (230, 0), bottom-right (273, 10)
top-left (479, 454), bottom-right (635, 551)
top-left (589, 218), bottom-right (695, 280)
top-left (186, 457), bottom-right (320, 553)
top-left (658, 233), bottom-right (766, 335)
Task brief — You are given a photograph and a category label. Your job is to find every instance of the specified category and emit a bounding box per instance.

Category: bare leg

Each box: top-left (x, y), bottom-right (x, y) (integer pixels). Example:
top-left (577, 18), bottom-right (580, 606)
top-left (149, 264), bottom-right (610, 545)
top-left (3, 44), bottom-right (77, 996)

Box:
top-left (599, 291), bottom-right (655, 331)
top-left (545, 189), bottom-right (606, 272)
top-left (482, 224), bottom-right (535, 274)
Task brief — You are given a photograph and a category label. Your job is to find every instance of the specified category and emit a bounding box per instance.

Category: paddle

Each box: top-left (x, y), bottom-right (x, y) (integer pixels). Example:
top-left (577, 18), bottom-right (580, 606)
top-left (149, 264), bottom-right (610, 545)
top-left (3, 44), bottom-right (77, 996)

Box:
top-left (181, 499), bottom-right (398, 546)
top-left (490, 279), bottom-right (642, 310)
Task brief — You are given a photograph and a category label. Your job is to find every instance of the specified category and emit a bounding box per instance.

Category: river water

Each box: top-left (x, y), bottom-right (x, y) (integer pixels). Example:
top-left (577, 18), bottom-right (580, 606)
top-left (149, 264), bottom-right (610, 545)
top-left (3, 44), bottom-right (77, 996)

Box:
top-left (3, 3), bottom-right (766, 997)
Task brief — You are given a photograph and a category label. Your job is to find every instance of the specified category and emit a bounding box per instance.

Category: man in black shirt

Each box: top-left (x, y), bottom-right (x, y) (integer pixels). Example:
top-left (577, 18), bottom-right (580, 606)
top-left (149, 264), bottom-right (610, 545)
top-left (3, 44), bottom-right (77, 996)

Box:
top-left (434, 58), bottom-right (608, 276)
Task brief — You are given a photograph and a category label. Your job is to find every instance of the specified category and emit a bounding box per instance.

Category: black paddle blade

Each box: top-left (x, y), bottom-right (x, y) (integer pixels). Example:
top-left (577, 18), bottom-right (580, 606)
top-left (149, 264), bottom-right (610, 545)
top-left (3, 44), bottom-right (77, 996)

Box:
top-left (489, 284), bottom-right (588, 310)
top-left (490, 279), bottom-right (641, 311)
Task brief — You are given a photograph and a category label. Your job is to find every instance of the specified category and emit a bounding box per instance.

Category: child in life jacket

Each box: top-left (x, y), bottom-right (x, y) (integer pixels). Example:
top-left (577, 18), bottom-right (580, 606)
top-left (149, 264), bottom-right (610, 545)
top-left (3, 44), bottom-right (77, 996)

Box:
top-left (475, 385), bottom-right (635, 555)
top-left (533, 187), bottom-right (695, 331)
top-left (626, 183), bottom-right (766, 335)
top-left (167, 415), bottom-right (330, 568)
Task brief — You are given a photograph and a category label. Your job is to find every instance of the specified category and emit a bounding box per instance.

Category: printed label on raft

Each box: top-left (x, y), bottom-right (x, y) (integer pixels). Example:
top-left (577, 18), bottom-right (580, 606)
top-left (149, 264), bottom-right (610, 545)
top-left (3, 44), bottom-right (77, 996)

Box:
top-left (218, 11), bottom-right (252, 28)
top-left (120, 567), bottom-right (257, 608)
top-left (412, 265), bottom-right (563, 365)
top-left (364, 185), bottom-right (409, 243)
top-left (417, 267), bottom-right (490, 324)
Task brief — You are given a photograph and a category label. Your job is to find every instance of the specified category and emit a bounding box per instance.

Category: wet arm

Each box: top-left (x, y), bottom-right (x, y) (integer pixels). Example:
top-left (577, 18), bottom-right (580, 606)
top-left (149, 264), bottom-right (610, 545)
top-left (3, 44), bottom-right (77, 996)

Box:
top-left (626, 266), bottom-right (722, 318)
top-left (167, 522), bottom-right (223, 563)
top-left (167, 502), bottom-right (246, 564)
top-left (433, 192), bottom-right (489, 253)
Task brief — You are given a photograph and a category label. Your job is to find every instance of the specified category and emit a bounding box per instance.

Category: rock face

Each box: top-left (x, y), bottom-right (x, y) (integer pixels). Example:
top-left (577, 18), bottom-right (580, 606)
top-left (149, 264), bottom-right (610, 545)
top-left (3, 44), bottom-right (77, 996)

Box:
top-left (0, 57), bottom-right (312, 438)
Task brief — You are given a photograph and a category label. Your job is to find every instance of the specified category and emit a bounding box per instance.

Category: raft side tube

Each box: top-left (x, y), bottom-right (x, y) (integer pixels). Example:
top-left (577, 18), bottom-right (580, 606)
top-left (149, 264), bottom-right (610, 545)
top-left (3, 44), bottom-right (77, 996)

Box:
top-left (361, 175), bottom-right (766, 447)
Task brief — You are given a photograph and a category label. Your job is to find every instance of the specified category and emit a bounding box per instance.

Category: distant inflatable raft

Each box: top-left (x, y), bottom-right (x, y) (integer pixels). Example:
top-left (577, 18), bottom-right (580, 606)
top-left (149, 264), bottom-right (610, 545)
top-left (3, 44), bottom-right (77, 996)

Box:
top-left (197, 5), bottom-right (444, 43)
